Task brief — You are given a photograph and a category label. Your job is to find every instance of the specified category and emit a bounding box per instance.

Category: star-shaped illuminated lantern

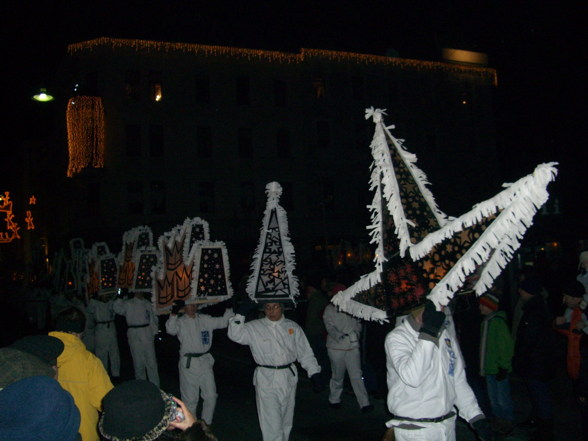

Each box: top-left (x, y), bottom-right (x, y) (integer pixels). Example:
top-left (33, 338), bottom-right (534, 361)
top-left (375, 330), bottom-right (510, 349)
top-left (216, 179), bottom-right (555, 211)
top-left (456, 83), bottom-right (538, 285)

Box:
top-left (29, 196), bottom-right (37, 205)
top-left (331, 108), bottom-right (558, 322)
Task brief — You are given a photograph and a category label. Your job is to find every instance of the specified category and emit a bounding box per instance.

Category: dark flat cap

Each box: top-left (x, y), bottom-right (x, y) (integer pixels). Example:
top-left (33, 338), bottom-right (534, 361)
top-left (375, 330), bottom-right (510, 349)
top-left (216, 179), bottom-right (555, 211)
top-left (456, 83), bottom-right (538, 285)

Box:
top-left (10, 335), bottom-right (64, 366)
top-left (0, 348), bottom-right (55, 389)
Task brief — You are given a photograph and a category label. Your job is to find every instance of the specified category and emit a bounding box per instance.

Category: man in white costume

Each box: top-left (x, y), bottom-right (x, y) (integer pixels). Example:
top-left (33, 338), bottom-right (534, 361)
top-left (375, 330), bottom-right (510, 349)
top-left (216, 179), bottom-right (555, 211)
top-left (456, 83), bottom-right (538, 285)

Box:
top-left (87, 293), bottom-right (120, 378)
top-left (323, 302), bottom-right (372, 412)
top-left (385, 300), bottom-right (494, 441)
top-left (113, 289), bottom-right (160, 386)
top-left (228, 301), bottom-right (322, 441)
top-left (165, 300), bottom-right (233, 425)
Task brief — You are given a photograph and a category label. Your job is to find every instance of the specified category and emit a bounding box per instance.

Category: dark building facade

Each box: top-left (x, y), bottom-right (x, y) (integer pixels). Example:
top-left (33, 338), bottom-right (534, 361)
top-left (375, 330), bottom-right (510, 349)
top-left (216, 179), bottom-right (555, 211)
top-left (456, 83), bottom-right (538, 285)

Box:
top-left (55, 37), bottom-right (498, 277)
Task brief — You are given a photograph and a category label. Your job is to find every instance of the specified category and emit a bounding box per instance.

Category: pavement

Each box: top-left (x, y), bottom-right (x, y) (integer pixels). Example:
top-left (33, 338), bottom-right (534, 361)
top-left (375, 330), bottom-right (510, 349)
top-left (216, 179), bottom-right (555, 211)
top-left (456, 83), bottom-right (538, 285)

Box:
top-left (1, 297), bottom-right (585, 441)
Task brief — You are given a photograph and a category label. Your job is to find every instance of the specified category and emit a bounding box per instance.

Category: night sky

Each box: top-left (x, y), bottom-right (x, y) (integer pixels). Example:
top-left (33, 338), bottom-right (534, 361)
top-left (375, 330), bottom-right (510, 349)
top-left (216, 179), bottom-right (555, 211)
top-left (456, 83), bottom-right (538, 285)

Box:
top-left (1, 1), bottom-right (585, 234)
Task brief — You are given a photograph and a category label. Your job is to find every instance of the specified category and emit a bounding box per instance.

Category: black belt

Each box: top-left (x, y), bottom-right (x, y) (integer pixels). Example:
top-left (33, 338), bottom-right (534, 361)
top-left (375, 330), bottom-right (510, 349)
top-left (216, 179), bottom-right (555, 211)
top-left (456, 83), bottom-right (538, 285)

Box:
top-left (392, 411), bottom-right (455, 424)
top-left (128, 323), bottom-right (149, 329)
top-left (96, 320), bottom-right (114, 328)
top-left (184, 351), bottom-right (210, 368)
top-left (257, 362), bottom-right (295, 376)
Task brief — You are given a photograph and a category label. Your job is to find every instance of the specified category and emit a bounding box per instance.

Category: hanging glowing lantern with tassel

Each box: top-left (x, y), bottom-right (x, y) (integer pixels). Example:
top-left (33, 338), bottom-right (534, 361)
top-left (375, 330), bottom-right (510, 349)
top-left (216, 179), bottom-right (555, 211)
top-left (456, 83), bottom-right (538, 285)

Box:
top-left (66, 96), bottom-right (105, 177)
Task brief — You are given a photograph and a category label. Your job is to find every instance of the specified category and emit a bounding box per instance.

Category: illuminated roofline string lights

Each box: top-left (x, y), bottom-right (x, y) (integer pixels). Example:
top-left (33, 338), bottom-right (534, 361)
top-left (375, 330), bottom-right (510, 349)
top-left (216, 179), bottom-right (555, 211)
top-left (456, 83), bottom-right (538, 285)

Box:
top-left (67, 37), bottom-right (497, 86)
top-left (66, 96), bottom-right (105, 177)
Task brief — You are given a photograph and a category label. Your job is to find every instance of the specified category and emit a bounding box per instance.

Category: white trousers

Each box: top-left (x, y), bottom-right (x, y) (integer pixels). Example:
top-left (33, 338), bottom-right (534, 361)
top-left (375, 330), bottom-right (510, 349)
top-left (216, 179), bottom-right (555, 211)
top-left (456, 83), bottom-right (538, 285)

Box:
top-left (179, 355), bottom-right (217, 425)
top-left (95, 323), bottom-right (120, 376)
top-left (393, 416), bottom-right (456, 441)
top-left (127, 327), bottom-right (159, 386)
top-left (327, 347), bottom-right (370, 408)
top-left (255, 384), bottom-right (297, 441)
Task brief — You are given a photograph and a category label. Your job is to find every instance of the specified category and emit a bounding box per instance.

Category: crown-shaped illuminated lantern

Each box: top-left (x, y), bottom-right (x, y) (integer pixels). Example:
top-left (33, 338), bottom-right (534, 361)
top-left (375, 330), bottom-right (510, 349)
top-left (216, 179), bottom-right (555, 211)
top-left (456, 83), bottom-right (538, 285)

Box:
top-left (152, 217), bottom-right (231, 313)
top-left (87, 241), bottom-right (118, 298)
top-left (117, 226), bottom-right (160, 296)
top-left (331, 108), bottom-right (558, 322)
top-left (246, 182), bottom-right (299, 304)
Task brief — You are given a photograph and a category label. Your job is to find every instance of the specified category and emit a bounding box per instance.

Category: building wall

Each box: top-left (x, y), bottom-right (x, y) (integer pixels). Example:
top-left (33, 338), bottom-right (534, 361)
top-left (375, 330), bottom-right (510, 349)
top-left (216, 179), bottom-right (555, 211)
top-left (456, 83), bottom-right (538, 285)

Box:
top-left (57, 38), bottom-right (498, 275)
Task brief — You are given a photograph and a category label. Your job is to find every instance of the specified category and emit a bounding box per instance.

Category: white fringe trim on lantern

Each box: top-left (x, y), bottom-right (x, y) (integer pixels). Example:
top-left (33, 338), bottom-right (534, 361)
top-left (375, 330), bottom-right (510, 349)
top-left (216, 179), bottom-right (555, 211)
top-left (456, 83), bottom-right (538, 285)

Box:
top-left (246, 182), bottom-right (300, 304)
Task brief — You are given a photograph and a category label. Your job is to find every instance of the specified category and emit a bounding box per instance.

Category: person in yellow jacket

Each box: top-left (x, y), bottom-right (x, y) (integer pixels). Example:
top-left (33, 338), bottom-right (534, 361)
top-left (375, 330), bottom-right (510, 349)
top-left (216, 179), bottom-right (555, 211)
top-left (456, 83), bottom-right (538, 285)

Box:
top-left (49, 306), bottom-right (113, 441)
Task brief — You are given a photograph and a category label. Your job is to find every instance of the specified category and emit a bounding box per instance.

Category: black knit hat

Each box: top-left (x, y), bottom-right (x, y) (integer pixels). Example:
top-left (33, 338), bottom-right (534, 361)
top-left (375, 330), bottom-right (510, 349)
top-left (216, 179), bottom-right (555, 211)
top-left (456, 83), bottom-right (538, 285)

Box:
top-left (99, 380), bottom-right (175, 441)
top-left (563, 280), bottom-right (585, 298)
top-left (54, 307), bottom-right (86, 334)
top-left (519, 275), bottom-right (542, 297)
top-left (10, 335), bottom-right (64, 366)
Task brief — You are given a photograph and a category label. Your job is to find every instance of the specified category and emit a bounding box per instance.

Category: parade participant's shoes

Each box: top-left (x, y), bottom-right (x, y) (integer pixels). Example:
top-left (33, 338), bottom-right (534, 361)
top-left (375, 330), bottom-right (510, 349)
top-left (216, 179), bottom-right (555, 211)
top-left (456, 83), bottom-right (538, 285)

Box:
top-left (329, 402), bottom-right (341, 409)
top-left (492, 418), bottom-right (515, 436)
top-left (519, 418), bottom-right (538, 428)
top-left (361, 404), bottom-right (374, 413)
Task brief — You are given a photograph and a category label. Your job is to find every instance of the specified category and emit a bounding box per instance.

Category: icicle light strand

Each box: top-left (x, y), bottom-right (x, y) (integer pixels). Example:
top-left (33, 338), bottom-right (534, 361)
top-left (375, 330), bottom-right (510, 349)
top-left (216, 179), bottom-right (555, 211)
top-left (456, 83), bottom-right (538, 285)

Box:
top-left (66, 96), bottom-right (105, 177)
top-left (67, 38), bottom-right (497, 86)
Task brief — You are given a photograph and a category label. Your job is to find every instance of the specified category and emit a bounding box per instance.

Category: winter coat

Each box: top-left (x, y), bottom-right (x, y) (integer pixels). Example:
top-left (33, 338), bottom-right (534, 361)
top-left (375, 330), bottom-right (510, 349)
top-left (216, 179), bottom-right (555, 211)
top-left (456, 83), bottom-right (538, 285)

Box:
top-left (479, 311), bottom-right (514, 375)
top-left (49, 331), bottom-right (113, 441)
top-left (513, 295), bottom-right (556, 381)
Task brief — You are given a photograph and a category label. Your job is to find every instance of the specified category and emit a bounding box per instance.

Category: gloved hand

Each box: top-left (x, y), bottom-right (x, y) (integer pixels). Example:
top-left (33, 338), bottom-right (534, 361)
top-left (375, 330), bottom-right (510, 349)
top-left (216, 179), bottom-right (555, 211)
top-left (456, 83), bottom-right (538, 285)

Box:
top-left (171, 300), bottom-right (185, 315)
top-left (310, 373), bottom-right (325, 393)
top-left (235, 296), bottom-right (257, 316)
top-left (495, 367), bottom-right (508, 381)
top-left (419, 300), bottom-right (446, 339)
top-left (472, 418), bottom-right (496, 441)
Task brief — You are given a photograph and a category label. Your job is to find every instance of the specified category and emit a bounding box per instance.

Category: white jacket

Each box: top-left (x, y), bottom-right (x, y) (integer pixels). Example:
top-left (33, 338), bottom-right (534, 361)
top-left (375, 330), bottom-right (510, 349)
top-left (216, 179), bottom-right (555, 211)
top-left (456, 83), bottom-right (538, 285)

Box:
top-left (228, 314), bottom-right (321, 388)
top-left (385, 315), bottom-right (482, 426)
top-left (323, 304), bottom-right (362, 351)
top-left (166, 309), bottom-right (233, 355)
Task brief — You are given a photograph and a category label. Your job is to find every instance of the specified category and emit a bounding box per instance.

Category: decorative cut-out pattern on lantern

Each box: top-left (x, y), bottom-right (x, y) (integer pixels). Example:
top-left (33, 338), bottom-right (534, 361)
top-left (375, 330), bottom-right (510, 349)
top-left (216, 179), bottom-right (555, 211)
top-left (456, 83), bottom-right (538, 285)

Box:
top-left (66, 96), bottom-right (105, 177)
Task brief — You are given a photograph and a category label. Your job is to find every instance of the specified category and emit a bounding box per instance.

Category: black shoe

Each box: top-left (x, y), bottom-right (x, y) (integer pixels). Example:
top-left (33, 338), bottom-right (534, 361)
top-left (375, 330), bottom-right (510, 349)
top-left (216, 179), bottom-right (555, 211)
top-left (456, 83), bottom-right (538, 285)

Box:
top-left (361, 404), bottom-right (374, 413)
top-left (329, 402), bottom-right (341, 409)
top-left (519, 418), bottom-right (538, 428)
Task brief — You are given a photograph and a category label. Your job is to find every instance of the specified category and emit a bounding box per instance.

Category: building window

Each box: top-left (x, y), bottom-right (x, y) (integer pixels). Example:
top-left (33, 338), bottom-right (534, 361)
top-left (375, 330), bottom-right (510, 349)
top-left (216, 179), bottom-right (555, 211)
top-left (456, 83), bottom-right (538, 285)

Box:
top-left (238, 128), bottom-right (253, 158)
top-left (195, 74), bottom-right (210, 104)
top-left (316, 121), bottom-right (330, 149)
top-left (351, 76), bottom-right (364, 100)
top-left (84, 72), bottom-right (99, 96)
top-left (150, 181), bottom-right (166, 214)
top-left (387, 74), bottom-right (399, 103)
top-left (240, 182), bottom-right (256, 213)
top-left (312, 76), bottom-right (326, 98)
top-left (236, 77), bottom-right (250, 105)
top-left (127, 181), bottom-right (144, 215)
top-left (199, 182), bottom-right (215, 213)
top-left (273, 79), bottom-right (287, 107)
top-left (126, 124), bottom-right (141, 157)
top-left (87, 182), bottom-right (100, 217)
top-left (149, 71), bottom-right (163, 102)
top-left (125, 71), bottom-right (140, 100)
top-left (276, 129), bottom-right (290, 158)
top-left (281, 182), bottom-right (294, 212)
top-left (196, 126), bottom-right (212, 158)
top-left (320, 177), bottom-right (335, 211)
top-left (149, 124), bottom-right (164, 157)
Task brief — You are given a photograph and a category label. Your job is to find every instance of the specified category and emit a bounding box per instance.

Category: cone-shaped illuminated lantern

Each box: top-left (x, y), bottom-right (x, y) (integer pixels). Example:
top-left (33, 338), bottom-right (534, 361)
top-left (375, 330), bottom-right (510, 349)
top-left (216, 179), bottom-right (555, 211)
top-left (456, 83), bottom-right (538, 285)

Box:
top-left (246, 182), bottom-right (299, 304)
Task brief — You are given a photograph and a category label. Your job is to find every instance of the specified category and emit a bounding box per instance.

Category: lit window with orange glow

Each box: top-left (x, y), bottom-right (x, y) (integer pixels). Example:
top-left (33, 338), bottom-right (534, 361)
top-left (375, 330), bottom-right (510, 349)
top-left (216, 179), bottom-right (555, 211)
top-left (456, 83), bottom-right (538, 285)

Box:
top-left (149, 71), bottom-right (163, 102)
top-left (313, 77), bottom-right (326, 98)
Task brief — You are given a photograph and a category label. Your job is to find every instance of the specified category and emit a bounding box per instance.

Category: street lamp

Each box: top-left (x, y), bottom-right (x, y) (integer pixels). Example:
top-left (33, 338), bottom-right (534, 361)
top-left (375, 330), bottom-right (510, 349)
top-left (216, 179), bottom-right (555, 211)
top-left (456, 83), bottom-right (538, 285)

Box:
top-left (32, 88), bottom-right (54, 102)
